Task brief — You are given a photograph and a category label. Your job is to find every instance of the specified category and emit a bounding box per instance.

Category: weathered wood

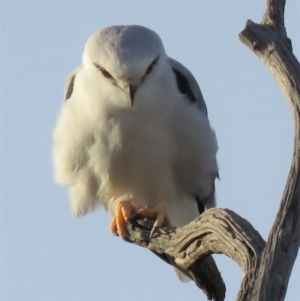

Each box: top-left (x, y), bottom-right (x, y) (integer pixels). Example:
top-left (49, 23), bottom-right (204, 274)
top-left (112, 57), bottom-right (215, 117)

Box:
top-left (123, 1), bottom-right (300, 300)
top-left (239, 0), bottom-right (300, 300)
top-left (126, 208), bottom-right (265, 301)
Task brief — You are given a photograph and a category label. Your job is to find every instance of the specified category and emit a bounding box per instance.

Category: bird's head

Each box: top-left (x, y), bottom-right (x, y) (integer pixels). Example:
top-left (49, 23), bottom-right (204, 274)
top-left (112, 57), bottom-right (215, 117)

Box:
top-left (82, 25), bottom-right (166, 107)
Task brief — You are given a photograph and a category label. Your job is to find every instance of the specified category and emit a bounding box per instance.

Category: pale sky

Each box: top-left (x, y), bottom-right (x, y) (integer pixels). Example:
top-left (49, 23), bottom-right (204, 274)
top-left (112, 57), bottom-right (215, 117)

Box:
top-left (1, 1), bottom-right (300, 300)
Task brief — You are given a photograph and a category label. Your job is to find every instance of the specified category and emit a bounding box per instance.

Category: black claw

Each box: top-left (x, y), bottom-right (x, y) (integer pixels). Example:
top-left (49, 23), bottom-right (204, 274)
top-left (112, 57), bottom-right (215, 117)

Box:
top-left (150, 226), bottom-right (157, 239)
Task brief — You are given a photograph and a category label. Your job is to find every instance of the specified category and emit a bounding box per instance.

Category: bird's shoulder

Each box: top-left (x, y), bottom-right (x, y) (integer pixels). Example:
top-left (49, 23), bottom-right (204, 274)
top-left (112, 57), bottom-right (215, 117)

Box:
top-left (167, 57), bottom-right (208, 116)
top-left (64, 65), bottom-right (84, 101)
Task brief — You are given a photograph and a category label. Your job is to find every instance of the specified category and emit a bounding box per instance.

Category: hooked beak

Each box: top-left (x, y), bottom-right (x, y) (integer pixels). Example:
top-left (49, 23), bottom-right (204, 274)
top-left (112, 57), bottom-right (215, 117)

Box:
top-left (125, 84), bottom-right (138, 107)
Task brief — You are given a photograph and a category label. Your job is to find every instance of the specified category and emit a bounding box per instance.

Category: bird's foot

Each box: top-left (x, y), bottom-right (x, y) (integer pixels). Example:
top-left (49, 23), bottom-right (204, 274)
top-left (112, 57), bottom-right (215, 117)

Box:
top-left (137, 197), bottom-right (170, 238)
top-left (109, 196), bottom-right (170, 239)
top-left (109, 197), bottom-right (139, 239)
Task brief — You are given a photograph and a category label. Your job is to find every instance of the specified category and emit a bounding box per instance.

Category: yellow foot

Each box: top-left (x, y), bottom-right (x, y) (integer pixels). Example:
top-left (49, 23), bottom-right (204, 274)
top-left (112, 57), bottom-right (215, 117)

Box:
top-left (109, 197), bottom-right (170, 239)
top-left (109, 197), bottom-right (139, 239)
top-left (137, 197), bottom-right (170, 238)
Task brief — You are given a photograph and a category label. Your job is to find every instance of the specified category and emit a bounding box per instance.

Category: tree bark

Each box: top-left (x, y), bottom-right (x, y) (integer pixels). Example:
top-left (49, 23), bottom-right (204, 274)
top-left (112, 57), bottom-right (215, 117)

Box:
top-left (239, 0), bottom-right (300, 300)
top-left (124, 0), bottom-right (300, 300)
top-left (126, 208), bottom-right (265, 301)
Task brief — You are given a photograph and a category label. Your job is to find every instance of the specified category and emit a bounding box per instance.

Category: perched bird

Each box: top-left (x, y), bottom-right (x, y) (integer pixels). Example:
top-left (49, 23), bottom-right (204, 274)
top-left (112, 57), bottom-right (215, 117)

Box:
top-left (53, 25), bottom-right (218, 281)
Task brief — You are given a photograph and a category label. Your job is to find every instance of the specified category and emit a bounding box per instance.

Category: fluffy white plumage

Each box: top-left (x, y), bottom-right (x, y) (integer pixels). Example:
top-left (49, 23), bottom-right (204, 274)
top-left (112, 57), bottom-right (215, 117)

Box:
top-left (53, 25), bottom-right (218, 280)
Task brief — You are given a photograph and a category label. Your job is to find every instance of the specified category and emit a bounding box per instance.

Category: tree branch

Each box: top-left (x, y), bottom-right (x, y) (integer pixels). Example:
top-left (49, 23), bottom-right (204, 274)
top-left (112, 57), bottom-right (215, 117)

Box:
top-left (239, 0), bottom-right (300, 300)
top-left (262, 0), bottom-right (286, 29)
top-left (126, 208), bottom-right (265, 301)
top-left (121, 1), bottom-right (299, 300)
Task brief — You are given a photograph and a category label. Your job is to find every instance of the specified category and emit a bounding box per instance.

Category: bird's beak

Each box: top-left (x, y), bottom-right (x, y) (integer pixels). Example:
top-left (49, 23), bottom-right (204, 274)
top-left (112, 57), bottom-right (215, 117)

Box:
top-left (125, 84), bottom-right (138, 107)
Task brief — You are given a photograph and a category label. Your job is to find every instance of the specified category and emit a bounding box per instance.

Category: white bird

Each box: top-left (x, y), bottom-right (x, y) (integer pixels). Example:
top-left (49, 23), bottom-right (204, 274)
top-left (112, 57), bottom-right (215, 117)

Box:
top-left (53, 25), bottom-right (218, 281)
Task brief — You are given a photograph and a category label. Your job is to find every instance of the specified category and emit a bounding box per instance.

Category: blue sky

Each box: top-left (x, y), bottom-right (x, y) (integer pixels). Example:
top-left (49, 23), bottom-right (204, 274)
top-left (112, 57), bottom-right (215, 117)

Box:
top-left (1, 1), bottom-right (299, 300)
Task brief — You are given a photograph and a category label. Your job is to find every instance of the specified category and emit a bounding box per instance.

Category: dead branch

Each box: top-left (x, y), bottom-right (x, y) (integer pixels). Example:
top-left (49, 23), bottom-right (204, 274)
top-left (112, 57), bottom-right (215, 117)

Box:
top-left (124, 1), bottom-right (300, 300)
top-left (239, 0), bottom-right (300, 300)
top-left (126, 208), bottom-right (265, 301)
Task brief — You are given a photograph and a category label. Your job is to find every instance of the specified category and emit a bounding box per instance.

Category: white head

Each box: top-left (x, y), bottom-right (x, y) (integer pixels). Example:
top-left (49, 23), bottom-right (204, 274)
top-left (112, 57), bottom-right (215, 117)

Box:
top-left (82, 25), bottom-right (167, 106)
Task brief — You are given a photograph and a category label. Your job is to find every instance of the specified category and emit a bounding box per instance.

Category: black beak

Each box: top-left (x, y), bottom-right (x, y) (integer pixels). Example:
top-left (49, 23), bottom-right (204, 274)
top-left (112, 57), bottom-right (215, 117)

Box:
top-left (128, 84), bottom-right (138, 106)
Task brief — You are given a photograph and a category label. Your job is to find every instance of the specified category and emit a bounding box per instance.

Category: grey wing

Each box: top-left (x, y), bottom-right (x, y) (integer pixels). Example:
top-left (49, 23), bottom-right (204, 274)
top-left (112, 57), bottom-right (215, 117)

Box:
top-left (168, 58), bottom-right (217, 283)
top-left (64, 65), bottom-right (83, 101)
top-left (168, 57), bottom-right (218, 210)
top-left (168, 57), bottom-right (208, 116)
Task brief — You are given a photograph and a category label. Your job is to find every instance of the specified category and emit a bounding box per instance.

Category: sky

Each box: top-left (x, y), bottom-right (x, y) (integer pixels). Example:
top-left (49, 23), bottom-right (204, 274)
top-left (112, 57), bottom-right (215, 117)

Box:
top-left (1, 1), bottom-right (300, 300)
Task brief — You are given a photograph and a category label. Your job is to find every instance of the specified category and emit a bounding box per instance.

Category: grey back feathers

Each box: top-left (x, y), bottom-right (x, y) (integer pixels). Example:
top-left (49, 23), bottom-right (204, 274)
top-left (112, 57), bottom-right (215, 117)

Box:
top-left (168, 58), bottom-right (208, 115)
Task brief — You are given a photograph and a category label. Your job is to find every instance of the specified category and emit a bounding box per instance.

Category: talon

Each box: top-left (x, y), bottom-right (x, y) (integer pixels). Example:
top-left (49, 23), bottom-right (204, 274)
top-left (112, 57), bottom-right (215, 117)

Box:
top-left (110, 197), bottom-right (170, 239)
top-left (150, 226), bottom-right (157, 238)
top-left (137, 197), bottom-right (170, 237)
top-left (109, 197), bottom-right (139, 239)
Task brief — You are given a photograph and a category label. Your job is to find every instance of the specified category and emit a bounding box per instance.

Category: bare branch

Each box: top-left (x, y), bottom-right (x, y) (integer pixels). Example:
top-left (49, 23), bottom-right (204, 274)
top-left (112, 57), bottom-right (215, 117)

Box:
top-left (119, 2), bottom-right (299, 300)
top-left (239, 0), bottom-right (300, 300)
top-left (126, 208), bottom-right (265, 301)
top-left (263, 0), bottom-right (286, 29)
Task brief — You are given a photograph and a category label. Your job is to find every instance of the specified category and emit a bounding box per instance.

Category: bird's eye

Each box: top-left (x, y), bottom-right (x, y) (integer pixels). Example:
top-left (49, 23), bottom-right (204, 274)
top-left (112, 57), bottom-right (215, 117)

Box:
top-left (145, 64), bottom-right (154, 75)
top-left (93, 63), bottom-right (113, 79)
top-left (145, 58), bottom-right (159, 75)
top-left (100, 68), bottom-right (113, 79)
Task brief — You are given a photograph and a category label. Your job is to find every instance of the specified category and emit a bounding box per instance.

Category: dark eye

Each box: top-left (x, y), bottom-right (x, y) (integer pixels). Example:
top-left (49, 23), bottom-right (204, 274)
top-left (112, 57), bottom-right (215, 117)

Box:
top-left (146, 64), bottom-right (154, 75)
top-left (100, 68), bottom-right (113, 79)
top-left (145, 58), bottom-right (159, 75)
top-left (93, 63), bottom-right (113, 79)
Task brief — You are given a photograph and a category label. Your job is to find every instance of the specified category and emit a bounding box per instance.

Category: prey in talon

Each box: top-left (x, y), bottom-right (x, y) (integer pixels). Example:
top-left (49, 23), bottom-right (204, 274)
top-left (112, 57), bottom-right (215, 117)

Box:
top-left (53, 25), bottom-right (218, 283)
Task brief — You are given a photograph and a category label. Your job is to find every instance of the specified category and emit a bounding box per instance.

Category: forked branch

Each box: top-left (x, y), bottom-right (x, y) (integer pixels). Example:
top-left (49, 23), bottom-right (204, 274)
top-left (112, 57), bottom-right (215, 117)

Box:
top-left (125, 1), bottom-right (300, 300)
top-left (239, 0), bottom-right (300, 299)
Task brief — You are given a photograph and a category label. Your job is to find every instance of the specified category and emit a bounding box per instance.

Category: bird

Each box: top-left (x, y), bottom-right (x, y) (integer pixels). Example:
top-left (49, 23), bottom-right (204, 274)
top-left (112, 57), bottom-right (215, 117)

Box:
top-left (53, 25), bottom-right (218, 281)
